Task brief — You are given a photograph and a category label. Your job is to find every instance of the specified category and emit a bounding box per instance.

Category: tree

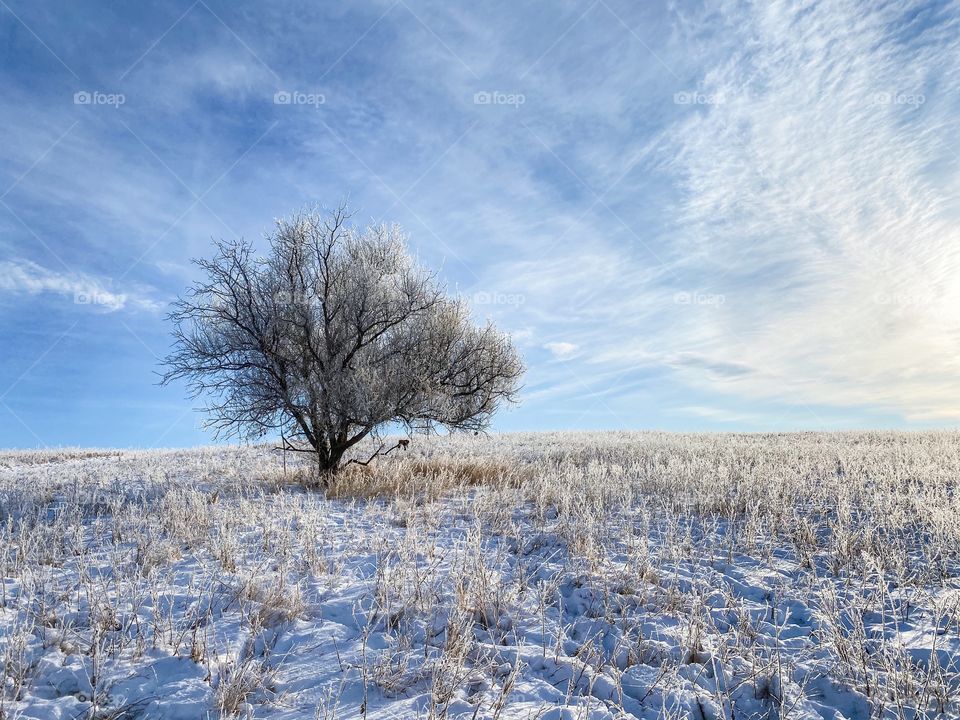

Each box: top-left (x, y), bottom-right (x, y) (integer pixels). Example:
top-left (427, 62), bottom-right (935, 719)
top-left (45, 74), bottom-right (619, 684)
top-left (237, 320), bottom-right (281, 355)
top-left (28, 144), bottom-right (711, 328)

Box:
top-left (161, 205), bottom-right (524, 481)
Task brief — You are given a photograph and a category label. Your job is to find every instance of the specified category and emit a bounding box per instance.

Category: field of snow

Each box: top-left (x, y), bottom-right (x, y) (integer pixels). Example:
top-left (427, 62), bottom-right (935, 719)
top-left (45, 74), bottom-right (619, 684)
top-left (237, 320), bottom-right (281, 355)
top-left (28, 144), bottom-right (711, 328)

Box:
top-left (1, 432), bottom-right (959, 719)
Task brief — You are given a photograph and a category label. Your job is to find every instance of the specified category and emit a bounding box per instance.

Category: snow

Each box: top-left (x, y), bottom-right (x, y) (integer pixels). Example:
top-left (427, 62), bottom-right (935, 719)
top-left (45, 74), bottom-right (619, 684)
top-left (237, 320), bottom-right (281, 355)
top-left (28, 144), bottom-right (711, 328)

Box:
top-left (0, 432), bottom-right (958, 718)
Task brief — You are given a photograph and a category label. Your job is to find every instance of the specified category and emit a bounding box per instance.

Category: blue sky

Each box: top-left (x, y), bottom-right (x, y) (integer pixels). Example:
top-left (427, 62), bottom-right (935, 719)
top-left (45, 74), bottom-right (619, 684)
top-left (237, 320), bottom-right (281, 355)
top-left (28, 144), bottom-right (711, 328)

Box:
top-left (1, 0), bottom-right (959, 447)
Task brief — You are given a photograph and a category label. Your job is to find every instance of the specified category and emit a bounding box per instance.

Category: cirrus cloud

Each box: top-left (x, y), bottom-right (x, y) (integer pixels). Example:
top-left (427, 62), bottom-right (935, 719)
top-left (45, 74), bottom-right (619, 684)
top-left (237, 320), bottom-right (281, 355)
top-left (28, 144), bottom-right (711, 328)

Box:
top-left (0, 258), bottom-right (163, 313)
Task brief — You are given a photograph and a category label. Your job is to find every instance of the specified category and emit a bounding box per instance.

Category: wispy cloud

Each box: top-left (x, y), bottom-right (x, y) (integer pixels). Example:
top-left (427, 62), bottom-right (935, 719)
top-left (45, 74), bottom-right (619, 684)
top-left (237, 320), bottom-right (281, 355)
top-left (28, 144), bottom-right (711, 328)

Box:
top-left (492, 0), bottom-right (959, 422)
top-left (0, 258), bottom-right (162, 312)
top-left (649, 0), bottom-right (960, 420)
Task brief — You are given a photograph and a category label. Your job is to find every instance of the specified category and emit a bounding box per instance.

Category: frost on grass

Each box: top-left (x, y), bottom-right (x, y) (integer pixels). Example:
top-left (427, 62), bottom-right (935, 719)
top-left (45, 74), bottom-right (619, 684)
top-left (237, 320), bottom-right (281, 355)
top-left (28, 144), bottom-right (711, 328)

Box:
top-left (0, 432), bottom-right (958, 719)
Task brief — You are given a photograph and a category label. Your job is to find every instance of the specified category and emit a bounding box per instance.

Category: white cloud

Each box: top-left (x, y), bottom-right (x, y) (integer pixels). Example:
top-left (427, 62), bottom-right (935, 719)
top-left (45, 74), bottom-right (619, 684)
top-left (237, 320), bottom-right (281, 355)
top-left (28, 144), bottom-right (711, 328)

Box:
top-left (670, 405), bottom-right (761, 424)
top-left (543, 341), bottom-right (578, 359)
top-left (510, 327), bottom-right (535, 344)
top-left (0, 259), bottom-right (163, 313)
top-left (646, 0), bottom-right (960, 420)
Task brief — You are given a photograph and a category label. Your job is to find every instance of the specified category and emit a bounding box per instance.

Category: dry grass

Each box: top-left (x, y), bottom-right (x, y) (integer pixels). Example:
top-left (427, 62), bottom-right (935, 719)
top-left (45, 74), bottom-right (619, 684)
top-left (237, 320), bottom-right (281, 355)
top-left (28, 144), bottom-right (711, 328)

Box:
top-left (0, 448), bottom-right (122, 469)
top-left (327, 456), bottom-right (534, 500)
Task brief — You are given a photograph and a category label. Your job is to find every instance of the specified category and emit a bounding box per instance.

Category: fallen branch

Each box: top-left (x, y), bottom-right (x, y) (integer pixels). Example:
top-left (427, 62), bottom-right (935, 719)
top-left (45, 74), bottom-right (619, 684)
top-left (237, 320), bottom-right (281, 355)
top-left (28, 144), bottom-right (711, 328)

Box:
top-left (344, 439), bottom-right (409, 468)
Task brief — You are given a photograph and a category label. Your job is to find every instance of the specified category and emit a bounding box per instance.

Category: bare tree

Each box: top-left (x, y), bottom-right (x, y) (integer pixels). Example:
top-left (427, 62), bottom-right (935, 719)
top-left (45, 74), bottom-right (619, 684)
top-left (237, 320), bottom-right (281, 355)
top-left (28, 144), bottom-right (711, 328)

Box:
top-left (162, 205), bottom-right (524, 481)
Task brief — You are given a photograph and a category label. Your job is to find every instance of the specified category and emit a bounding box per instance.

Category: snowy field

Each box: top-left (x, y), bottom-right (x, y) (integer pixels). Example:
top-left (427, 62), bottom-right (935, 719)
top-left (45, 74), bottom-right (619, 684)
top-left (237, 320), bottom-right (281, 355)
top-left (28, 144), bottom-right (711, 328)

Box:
top-left (1, 432), bottom-right (959, 719)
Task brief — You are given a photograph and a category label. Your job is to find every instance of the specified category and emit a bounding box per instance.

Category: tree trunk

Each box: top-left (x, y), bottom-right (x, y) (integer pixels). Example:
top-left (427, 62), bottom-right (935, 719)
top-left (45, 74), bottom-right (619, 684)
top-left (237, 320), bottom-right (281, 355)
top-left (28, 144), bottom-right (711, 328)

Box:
top-left (314, 445), bottom-right (346, 489)
top-left (328, 446), bottom-right (346, 472)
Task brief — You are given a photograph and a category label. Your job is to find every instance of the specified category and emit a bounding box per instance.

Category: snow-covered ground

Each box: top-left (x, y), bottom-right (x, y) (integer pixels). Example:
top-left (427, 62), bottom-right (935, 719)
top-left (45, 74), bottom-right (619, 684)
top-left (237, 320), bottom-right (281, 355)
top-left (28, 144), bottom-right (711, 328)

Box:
top-left (1, 432), bottom-right (958, 719)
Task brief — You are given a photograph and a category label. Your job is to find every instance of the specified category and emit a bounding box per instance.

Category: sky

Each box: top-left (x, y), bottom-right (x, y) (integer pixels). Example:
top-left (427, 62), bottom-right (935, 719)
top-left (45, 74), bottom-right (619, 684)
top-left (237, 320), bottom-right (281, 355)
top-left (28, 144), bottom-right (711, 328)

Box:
top-left (1, 0), bottom-right (959, 448)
